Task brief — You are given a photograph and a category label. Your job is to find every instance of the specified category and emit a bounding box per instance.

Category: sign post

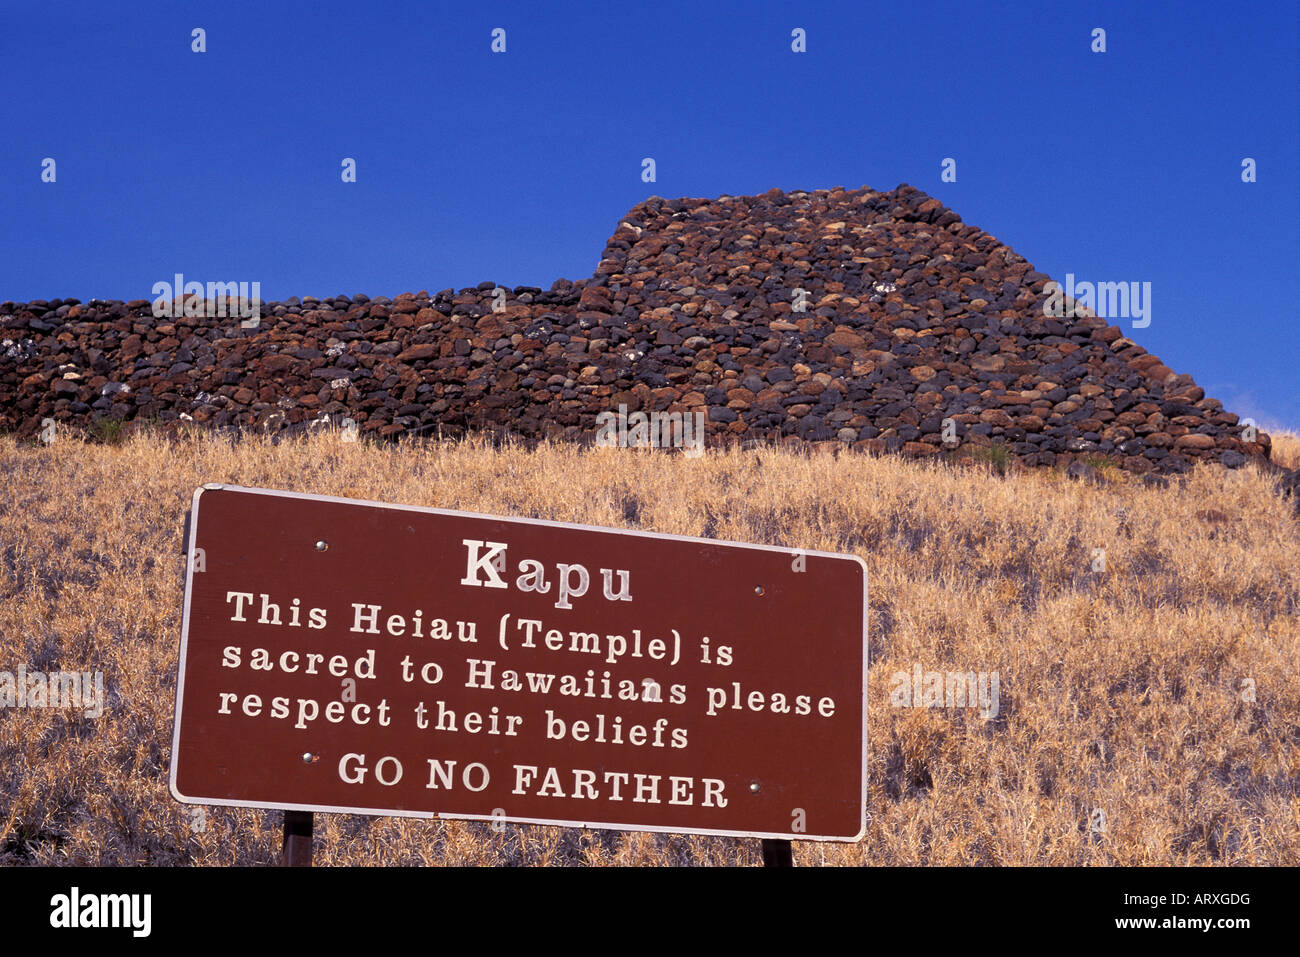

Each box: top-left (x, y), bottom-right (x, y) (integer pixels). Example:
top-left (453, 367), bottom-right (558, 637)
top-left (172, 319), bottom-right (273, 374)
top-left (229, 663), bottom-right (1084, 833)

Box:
top-left (172, 484), bottom-right (867, 860)
top-left (282, 810), bottom-right (313, 867)
top-left (762, 838), bottom-right (794, 867)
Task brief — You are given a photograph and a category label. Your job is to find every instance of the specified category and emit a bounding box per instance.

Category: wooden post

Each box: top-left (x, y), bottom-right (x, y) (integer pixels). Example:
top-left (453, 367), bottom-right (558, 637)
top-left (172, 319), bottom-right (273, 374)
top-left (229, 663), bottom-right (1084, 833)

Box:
top-left (282, 810), bottom-right (313, 866)
top-left (762, 838), bottom-right (793, 867)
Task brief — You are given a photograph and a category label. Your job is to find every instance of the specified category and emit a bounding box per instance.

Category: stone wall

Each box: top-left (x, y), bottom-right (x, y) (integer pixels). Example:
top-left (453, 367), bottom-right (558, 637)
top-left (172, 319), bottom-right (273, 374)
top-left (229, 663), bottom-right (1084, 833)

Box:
top-left (0, 184), bottom-right (1275, 474)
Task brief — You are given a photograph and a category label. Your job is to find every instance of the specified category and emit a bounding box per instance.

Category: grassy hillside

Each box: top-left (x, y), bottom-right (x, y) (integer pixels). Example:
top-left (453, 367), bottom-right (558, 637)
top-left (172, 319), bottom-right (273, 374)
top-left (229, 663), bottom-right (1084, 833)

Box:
top-left (1, 426), bottom-right (1297, 865)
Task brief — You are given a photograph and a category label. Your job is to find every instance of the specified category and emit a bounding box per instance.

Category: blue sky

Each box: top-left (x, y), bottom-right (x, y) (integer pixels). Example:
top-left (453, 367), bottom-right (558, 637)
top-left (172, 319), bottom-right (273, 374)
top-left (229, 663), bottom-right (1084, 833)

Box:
top-left (3, 0), bottom-right (1297, 429)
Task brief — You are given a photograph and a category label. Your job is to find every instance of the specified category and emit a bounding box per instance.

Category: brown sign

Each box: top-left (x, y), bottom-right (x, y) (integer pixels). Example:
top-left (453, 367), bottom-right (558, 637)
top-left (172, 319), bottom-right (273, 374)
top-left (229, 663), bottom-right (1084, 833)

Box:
top-left (170, 485), bottom-right (867, 841)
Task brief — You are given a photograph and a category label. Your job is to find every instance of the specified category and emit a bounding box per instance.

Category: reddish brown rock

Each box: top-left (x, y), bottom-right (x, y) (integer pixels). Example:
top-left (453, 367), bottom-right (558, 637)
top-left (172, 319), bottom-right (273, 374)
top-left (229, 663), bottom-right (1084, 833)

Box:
top-left (397, 344), bottom-right (438, 362)
top-left (1175, 433), bottom-right (1216, 451)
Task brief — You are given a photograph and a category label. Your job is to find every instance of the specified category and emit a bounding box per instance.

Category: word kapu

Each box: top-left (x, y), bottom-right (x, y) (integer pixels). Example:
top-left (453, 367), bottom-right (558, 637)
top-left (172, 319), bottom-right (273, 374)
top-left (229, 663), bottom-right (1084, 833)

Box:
top-left (0, 666), bottom-right (103, 718)
top-left (889, 665), bottom-right (999, 719)
top-left (595, 405), bottom-right (705, 456)
top-left (151, 273), bottom-right (261, 322)
top-left (1043, 274), bottom-right (1150, 329)
top-left (461, 540), bottom-right (633, 610)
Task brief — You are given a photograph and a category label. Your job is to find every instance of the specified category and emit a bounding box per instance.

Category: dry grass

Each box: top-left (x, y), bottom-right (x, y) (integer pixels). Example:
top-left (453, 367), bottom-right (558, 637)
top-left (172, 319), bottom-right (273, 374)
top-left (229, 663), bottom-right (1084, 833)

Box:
top-left (1270, 429), bottom-right (1300, 470)
top-left (1, 423), bottom-right (1297, 866)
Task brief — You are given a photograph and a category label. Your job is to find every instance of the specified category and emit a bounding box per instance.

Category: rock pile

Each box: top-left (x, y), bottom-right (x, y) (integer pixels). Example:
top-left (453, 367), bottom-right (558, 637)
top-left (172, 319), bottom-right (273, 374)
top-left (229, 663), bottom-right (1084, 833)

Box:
top-left (0, 184), bottom-right (1277, 475)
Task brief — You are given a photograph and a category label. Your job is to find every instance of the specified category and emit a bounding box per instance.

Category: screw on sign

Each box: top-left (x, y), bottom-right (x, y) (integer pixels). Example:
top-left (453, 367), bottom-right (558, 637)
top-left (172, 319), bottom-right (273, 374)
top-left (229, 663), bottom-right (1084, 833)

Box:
top-left (170, 484), bottom-right (867, 866)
